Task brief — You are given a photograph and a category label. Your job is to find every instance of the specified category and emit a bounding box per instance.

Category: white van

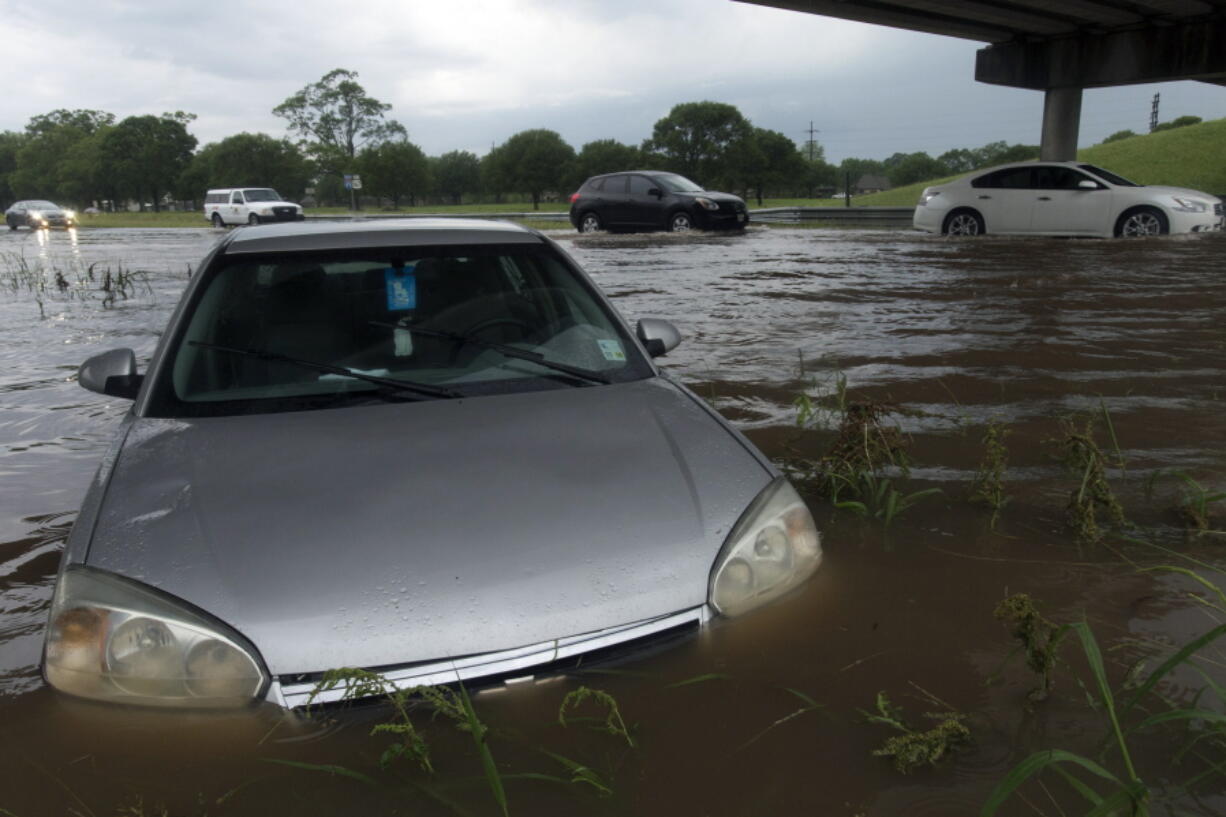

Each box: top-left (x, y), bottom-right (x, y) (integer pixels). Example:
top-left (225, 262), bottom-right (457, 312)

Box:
top-left (204, 188), bottom-right (305, 227)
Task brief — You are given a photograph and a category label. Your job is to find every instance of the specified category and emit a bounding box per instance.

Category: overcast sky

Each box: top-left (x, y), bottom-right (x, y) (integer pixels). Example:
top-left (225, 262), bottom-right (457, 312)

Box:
top-left (3, 0), bottom-right (1223, 164)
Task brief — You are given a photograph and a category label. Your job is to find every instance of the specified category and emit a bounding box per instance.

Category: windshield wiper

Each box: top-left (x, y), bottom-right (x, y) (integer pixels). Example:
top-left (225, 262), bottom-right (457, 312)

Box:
top-left (187, 341), bottom-right (463, 400)
top-left (370, 322), bottom-right (612, 386)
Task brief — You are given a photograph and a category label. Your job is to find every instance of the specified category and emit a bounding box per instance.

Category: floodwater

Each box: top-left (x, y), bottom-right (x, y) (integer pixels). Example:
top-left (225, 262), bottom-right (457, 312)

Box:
top-left (2, 224), bottom-right (1225, 816)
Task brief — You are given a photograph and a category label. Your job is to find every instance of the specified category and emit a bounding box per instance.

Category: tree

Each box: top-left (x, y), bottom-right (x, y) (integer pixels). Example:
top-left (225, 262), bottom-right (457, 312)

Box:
top-left (273, 68), bottom-right (403, 177)
top-left (571, 139), bottom-right (642, 189)
top-left (0, 131), bottom-right (28, 207)
top-left (101, 113), bottom-right (197, 210)
top-left (937, 147), bottom-right (977, 174)
top-left (883, 151), bottom-right (948, 186)
top-left (1101, 129), bottom-right (1138, 144)
top-left (838, 157), bottom-right (886, 193)
top-left (26, 109), bottom-right (114, 137)
top-left (485, 129), bottom-right (575, 210)
top-left (643, 101), bottom-right (752, 189)
top-left (358, 137), bottom-right (429, 208)
top-left (181, 133), bottom-right (312, 202)
top-left (973, 140), bottom-right (1038, 167)
top-left (738, 128), bottom-right (809, 204)
top-left (1152, 115), bottom-right (1202, 132)
top-left (10, 109), bottom-right (116, 202)
top-left (431, 150), bottom-right (482, 205)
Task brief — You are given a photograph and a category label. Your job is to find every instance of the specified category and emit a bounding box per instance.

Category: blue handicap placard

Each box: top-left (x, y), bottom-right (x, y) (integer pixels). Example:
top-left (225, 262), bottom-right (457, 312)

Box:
top-left (384, 267), bottom-right (417, 311)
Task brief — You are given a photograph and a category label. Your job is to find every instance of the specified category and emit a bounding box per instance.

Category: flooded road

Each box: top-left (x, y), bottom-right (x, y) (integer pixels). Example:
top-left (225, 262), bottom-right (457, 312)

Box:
top-left (2, 224), bottom-right (1225, 815)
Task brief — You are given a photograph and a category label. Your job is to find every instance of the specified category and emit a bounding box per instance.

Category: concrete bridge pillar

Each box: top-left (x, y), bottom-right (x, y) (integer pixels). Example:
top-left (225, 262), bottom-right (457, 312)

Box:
top-left (1040, 87), bottom-right (1082, 161)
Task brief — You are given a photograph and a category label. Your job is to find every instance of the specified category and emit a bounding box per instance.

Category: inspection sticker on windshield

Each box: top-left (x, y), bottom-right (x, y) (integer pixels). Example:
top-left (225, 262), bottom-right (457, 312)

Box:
top-left (597, 339), bottom-right (625, 362)
top-left (384, 266), bottom-right (417, 311)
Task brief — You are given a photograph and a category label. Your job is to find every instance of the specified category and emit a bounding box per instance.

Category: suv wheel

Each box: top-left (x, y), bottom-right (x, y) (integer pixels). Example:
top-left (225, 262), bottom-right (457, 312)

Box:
top-left (247, 213), bottom-right (260, 226)
top-left (211, 213), bottom-right (225, 228)
top-left (668, 211), bottom-right (693, 232)
top-left (578, 212), bottom-right (602, 233)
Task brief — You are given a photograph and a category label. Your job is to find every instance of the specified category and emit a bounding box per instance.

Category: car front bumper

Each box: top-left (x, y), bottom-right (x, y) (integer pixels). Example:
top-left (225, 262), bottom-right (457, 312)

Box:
top-left (695, 208), bottom-right (749, 230)
top-left (1166, 205), bottom-right (1224, 234)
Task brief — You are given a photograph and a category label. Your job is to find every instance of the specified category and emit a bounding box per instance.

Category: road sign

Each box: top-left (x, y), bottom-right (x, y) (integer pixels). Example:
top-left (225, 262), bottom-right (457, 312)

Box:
top-left (351, 175), bottom-right (363, 190)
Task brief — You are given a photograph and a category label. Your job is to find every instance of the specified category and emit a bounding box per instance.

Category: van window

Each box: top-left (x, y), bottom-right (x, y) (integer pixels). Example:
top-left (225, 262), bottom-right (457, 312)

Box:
top-left (230, 192), bottom-right (244, 205)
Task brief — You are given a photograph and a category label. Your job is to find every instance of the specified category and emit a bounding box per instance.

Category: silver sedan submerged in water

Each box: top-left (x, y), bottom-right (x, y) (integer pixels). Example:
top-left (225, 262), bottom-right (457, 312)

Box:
top-left (43, 219), bottom-right (822, 709)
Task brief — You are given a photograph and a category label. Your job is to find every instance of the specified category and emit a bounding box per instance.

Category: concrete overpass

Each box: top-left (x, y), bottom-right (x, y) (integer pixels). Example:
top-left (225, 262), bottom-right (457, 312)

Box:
top-left (734, 1), bottom-right (1226, 160)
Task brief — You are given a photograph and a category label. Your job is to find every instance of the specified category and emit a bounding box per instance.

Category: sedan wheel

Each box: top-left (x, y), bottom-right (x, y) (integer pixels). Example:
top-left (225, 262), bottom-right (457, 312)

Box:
top-left (669, 211), bottom-right (693, 232)
top-left (1116, 207), bottom-right (1167, 238)
top-left (944, 210), bottom-right (984, 236)
top-left (579, 212), bottom-right (602, 233)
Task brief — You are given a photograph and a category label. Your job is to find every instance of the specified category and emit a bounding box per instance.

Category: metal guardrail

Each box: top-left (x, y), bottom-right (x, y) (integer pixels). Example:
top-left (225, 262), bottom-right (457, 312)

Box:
top-left (305, 206), bottom-right (916, 227)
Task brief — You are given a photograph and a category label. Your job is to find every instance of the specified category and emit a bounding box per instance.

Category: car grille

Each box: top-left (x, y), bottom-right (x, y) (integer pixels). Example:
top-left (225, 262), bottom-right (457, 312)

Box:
top-left (1215, 202), bottom-right (1223, 217)
top-left (271, 206), bottom-right (298, 220)
top-left (270, 606), bottom-right (708, 708)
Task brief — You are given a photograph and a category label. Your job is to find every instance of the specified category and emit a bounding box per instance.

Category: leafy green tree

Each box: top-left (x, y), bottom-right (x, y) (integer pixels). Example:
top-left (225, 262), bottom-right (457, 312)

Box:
top-left (180, 133), bottom-right (312, 202)
top-left (643, 101), bottom-right (752, 189)
top-left (57, 127), bottom-right (116, 207)
top-left (100, 113), bottom-right (197, 211)
top-left (571, 139), bottom-right (642, 189)
top-left (1100, 130), bottom-right (1138, 144)
top-left (484, 129), bottom-right (575, 209)
top-left (1152, 115), bottom-right (1202, 132)
top-left (838, 157), bottom-right (886, 194)
top-left (10, 110), bottom-right (115, 202)
top-left (273, 68), bottom-right (403, 178)
top-left (973, 140), bottom-right (1038, 167)
top-left (884, 151), bottom-right (948, 186)
top-left (358, 137), bottom-right (430, 208)
top-left (937, 147), bottom-right (977, 174)
top-left (738, 128), bottom-right (809, 204)
top-left (431, 150), bottom-right (482, 205)
top-left (0, 131), bottom-right (26, 207)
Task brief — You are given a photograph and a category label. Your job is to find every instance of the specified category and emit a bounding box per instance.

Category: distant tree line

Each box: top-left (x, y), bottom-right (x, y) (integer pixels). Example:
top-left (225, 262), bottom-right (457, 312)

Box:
top-left (19, 67), bottom-right (1189, 212)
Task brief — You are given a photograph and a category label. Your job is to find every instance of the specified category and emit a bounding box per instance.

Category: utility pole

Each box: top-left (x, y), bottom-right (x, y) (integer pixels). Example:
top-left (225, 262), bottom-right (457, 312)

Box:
top-left (1150, 93), bottom-right (1160, 132)
top-left (802, 120), bottom-right (820, 162)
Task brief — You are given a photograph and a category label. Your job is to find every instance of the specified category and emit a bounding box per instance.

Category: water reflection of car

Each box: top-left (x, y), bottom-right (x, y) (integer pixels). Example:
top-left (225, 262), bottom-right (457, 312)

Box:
top-left (913, 161), bottom-right (1224, 237)
top-left (5, 200), bottom-right (76, 230)
top-left (43, 219), bottom-right (821, 709)
top-left (568, 171), bottom-right (750, 233)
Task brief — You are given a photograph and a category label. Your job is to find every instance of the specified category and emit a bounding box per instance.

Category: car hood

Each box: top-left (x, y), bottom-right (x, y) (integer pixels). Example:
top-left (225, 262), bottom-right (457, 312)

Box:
top-left (86, 378), bottom-right (771, 675)
top-left (674, 190), bottom-right (744, 204)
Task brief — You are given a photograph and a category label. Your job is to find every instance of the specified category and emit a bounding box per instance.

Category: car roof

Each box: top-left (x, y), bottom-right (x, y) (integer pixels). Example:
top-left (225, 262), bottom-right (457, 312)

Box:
top-left (222, 218), bottom-right (545, 255)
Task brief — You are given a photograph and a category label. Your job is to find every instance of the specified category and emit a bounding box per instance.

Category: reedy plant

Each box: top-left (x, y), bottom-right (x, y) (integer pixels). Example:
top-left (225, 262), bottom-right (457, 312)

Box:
top-left (861, 691), bottom-right (970, 774)
top-left (969, 419), bottom-right (1011, 528)
top-left (1054, 415), bottom-right (1125, 544)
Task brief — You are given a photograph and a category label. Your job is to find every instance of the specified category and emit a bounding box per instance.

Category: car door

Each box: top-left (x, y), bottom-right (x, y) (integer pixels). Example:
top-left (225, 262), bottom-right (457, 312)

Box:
top-left (1030, 166), bottom-right (1113, 235)
top-left (624, 174), bottom-right (664, 228)
top-left (598, 175), bottom-right (631, 227)
top-left (229, 190), bottom-right (246, 222)
top-left (972, 167), bottom-right (1035, 233)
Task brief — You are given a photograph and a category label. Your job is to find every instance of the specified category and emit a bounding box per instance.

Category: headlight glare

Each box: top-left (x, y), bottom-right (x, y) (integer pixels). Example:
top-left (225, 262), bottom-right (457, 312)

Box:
top-left (43, 566), bottom-right (267, 707)
top-left (1171, 197), bottom-right (1207, 213)
top-left (709, 478), bottom-right (821, 617)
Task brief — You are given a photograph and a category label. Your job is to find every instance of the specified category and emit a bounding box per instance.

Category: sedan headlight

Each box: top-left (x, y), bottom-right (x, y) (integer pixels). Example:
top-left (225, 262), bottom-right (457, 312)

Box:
top-left (64, 210), bottom-right (76, 219)
top-left (709, 477), bottom-right (822, 617)
top-left (695, 197), bottom-right (721, 211)
top-left (1171, 197), bottom-right (1208, 213)
top-left (43, 566), bottom-right (268, 707)
top-left (917, 188), bottom-right (939, 207)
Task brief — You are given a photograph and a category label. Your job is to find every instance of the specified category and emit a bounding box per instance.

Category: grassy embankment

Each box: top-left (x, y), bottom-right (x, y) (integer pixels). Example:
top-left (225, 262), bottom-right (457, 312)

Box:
top-left (71, 117), bottom-right (1226, 229)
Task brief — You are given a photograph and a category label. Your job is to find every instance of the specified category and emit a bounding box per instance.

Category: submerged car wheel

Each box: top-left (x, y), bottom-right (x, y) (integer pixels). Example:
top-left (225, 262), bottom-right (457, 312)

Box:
top-left (1115, 207), bottom-right (1168, 238)
top-left (6, 219), bottom-right (15, 231)
top-left (669, 211), bottom-right (694, 232)
top-left (211, 213), bottom-right (225, 228)
top-left (943, 209), bottom-right (984, 237)
top-left (247, 214), bottom-right (260, 226)
top-left (578, 212), bottom-right (602, 233)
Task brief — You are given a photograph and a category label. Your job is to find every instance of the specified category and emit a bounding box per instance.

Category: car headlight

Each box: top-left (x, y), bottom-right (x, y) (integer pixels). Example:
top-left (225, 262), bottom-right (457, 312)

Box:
top-left (43, 565), bottom-right (268, 707)
top-left (709, 477), bottom-right (822, 617)
top-left (258, 207), bottom-right (273, 215)
top-left (917, 189), bottom-right (939, 207)
top-left (64, 210), bottom-right (76, 219)
top-left (1171, 197), bottom-right (1208, 213)
top-left (695, 197), bottom-right (721, 211)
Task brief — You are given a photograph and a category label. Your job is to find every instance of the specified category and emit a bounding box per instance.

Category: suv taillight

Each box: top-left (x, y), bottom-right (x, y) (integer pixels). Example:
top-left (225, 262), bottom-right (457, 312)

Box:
top-left (569, 193), bottom-right (581, 204)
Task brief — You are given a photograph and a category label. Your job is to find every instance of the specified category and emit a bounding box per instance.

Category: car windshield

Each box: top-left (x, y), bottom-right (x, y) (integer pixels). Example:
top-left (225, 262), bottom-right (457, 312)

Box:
top-left (27, 201), bottom-right (58, 209)
top-left (653, 174), bottom-right (705, 193)
top-left (1078, 165), bottom-right (1139, 187)
top-left (147, 244), bottom-right (653, 417)
top-left (242, 189), bottom-right (282, 202)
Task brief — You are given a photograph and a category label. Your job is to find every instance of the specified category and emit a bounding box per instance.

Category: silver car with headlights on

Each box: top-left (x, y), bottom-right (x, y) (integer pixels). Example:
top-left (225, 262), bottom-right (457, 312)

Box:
top-left (43, 219), bottom-right (822, 709)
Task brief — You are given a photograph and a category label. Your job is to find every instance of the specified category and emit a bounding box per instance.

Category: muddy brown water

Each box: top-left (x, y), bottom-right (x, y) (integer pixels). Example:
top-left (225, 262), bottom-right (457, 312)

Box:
top-left (2, 225), bottom-right (1225, 816)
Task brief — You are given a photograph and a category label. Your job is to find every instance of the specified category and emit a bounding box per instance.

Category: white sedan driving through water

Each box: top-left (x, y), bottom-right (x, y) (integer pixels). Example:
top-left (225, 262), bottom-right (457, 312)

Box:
top-left (913, 161), bottom-right (1224, 238)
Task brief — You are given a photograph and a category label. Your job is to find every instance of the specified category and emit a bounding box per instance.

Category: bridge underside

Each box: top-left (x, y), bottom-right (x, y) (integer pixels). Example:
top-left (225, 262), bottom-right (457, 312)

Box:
top-left (735, 1), bottom-right (1226, 159)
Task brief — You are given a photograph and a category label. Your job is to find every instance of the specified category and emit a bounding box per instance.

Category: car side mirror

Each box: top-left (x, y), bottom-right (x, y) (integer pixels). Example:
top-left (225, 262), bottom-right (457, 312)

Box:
top-left (648, 187), bottom-right (663, 198)
top-left (1078, 180), bottom-right (1099, 190)
top-left (79, 348), bottom-right (142, 399)
top-left (636, 318), bottom-right (682, 358)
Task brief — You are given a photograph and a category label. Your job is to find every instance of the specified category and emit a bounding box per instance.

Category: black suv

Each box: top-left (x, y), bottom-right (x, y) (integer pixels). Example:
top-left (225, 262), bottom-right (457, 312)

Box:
top-left (568, 171), bottom-right (749, 233)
